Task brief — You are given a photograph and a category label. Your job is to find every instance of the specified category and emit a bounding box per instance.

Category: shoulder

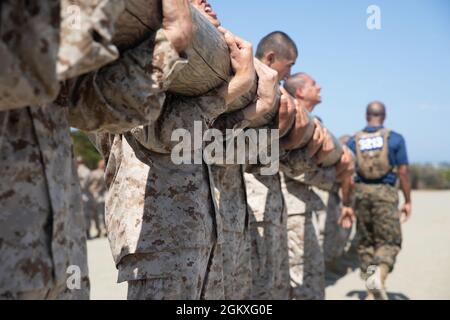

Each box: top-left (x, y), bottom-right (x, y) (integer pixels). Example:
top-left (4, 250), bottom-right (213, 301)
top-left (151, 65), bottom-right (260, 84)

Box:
top-left (346, 136), bottom-right (356, 148)
top-left (388, 130), bottom-right (406, 144)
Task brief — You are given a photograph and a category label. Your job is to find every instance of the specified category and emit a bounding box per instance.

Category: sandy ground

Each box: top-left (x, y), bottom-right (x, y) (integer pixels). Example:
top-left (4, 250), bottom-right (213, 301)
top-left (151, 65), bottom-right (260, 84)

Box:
top-left (87, 191), bottom-right (450, 300)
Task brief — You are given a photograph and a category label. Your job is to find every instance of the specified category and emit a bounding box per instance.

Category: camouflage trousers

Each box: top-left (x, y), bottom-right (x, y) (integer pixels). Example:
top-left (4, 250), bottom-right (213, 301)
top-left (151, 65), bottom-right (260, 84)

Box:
top-left (123, 244), bottom-right (224, 300)
top-left (323, 191), bottom-right (352, 264)
top-left (287, 212), bottom-right (325, 300)
top-left (250, 219), bottom-right (290, 300)
top-left (353, 183), bottom-right (402, 274)
top-left (0, 281), bottom-right (89, 300)
top-left (222, 230), bottom-right (252, 300)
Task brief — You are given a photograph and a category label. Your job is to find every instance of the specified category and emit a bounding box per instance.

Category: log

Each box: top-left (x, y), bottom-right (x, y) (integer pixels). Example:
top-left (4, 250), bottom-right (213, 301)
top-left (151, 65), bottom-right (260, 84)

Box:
top-left (112, 0), bottom-right (342, 166)
top-left (112, 0), bottom-right (162, 51)
top-left (113, 0), bottom-right (236, 97)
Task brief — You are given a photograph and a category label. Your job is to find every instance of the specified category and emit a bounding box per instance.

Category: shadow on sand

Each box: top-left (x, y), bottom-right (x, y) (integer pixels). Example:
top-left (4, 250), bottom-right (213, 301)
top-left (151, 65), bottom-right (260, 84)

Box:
top-left (346, 290), bottom-right (410, 300)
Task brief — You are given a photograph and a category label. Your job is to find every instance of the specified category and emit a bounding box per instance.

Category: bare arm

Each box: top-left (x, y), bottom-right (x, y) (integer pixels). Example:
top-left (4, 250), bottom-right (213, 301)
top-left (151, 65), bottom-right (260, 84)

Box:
top-left (338, 175), bottom-right (356, 229)
top-left (398, 164), bottom-right (412, 223)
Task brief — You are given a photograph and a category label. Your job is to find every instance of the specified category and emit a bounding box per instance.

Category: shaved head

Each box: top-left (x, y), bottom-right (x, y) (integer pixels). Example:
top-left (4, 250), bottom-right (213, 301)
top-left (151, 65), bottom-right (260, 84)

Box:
top-left (283, 72), bottom-right (322, 112)
top-left (255, 31), bottom-right (298, 60)
top-left (367, 101), bottom-right (386, 116)
top-left (366, 101), bottom-right (386, 124)
top-left (284, 72), bottom-right (309, 97)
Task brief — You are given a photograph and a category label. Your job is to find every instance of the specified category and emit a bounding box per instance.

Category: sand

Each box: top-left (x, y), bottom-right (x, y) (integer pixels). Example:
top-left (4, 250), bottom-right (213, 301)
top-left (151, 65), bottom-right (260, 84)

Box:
top-left (87, 191), bottom-right (450, 300)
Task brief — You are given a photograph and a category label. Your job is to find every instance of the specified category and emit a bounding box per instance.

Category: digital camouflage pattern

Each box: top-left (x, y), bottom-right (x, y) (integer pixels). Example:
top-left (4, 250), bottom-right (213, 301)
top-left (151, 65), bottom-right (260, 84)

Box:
top-left (244, 148), bottom-right (337, 300)
top-left (123, 247), bottom-right (214, 300)
top-left (0, 0), bottom-right (124, 299)
top-left (314, 186), bottom-right (352, 264)
top-left (280, 172), bottom-right (327, 300)
top-left (209, 165), bottom-right (252, 300)
top-left (67, 23), bottom-right (248, 299)
top-left (58, 0), bottom-right (124, 80)
top-left (286, 213), bottom-right (325, 300)
top-left (244, 173), bottom-right (290, 300)
top-left (352, 183), bottom-right (402, 274)
top-left (280, 148), bottom-right (337, 191)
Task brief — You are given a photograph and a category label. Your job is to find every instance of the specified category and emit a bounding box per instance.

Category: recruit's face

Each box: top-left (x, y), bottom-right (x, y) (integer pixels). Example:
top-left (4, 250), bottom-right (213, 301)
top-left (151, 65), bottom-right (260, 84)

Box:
top-left (271, 51), bottom-right (297, 82)
top-left (298, 75), bottom-right (322, 109)
top-left (190, 0), bottom-right (221, 27)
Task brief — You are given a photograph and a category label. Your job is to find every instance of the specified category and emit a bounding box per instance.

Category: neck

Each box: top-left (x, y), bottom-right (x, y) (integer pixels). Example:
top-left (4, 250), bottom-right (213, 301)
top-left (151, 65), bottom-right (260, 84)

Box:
top-left (297, 98), bottom-right (315, 113)
top-left (367, 121), bottom-right (383, 127)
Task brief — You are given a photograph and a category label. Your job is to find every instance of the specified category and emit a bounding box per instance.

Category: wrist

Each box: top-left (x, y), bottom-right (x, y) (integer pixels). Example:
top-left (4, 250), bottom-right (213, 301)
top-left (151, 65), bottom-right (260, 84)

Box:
top-left (234, 73), bottom-right (255, 91)
top-left (229, 73), bottom-right (254, 99)
top-left (163, 30), bottom-right (189, 54)
top-left (342, 200), bottom-right (352, 207)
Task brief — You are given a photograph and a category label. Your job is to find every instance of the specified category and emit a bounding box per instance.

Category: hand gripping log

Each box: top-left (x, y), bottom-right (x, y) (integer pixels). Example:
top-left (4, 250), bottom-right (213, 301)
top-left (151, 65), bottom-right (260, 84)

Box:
top-left (113, 0), bottom-right (342, 167)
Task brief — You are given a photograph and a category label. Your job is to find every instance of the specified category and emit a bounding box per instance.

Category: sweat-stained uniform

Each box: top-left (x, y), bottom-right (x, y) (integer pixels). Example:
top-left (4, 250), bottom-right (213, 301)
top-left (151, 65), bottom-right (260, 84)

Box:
top-left (0, 0), bottom-right (125, 299)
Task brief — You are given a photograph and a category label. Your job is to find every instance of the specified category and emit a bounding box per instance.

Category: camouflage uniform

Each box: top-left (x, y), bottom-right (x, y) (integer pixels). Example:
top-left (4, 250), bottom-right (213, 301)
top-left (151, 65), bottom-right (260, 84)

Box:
top-left (66, 18), bottom-right (247, 298)
top-left (244, 172), bottom-right (290, 300)
top-left (315, 186), bottom-right (352, 265)
top-left (209, 165), bottom-right (252, 300)
top-left (350, 128), bottom-right (404, 276)
top-left (280, 173), bottom-right (327, 300)
top-left (352, 183), bottom-right (402, 274)
top-left (244, 146), bottom-right (336, 300)
top-left (0, 0), bottom-right (124, 299)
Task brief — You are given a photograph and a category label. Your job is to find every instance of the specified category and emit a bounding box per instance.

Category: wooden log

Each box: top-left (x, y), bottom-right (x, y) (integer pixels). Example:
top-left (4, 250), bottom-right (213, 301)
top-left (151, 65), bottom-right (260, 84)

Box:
top-left (169, 7), bottom-right (231, 96)
top-left (112, 0), bottom-right (342, 166)
top-left (112, 0), bottom-right (162, 51)
top-left (113, 0), bottom-right (235, 97)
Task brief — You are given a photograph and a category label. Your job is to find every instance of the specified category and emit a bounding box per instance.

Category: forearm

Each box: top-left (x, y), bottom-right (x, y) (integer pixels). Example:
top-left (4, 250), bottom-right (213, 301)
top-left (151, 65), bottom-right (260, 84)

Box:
top-left (399, 173), bottom-right (412, 203)
top-left (341, 175), bottom-right (353, 207)
top-left (218, 75), bottom-right (254, 107)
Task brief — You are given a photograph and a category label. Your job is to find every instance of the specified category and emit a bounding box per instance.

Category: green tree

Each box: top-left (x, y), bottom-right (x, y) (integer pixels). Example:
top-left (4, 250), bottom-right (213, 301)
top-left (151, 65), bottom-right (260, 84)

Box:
top-left (71, 130), bottom-right (102, 169)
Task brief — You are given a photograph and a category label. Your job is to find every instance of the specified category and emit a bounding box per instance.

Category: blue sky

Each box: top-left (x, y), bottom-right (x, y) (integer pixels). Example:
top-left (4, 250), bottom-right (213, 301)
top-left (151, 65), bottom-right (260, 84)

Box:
top-left (210, 0), bottom-right (450, 163)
